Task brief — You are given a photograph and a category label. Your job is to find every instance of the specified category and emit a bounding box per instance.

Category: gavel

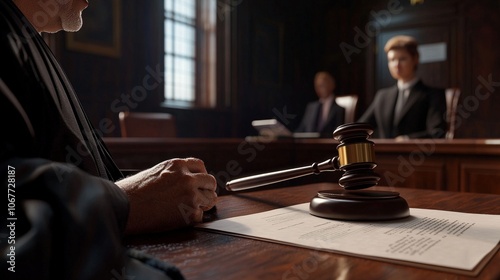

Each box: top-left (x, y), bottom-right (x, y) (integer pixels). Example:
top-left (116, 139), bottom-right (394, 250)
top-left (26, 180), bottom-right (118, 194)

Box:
top-left (225, 123), bottom-right (410, 221)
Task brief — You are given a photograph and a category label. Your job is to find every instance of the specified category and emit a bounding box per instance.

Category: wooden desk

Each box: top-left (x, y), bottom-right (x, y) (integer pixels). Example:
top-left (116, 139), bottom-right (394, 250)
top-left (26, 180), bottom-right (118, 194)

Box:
top-left (126, 183), bottom-right (500, 280)
top-left (104, 138), bottom-right (500, 194)
top-left (296, 138), bottom-right (500, 194)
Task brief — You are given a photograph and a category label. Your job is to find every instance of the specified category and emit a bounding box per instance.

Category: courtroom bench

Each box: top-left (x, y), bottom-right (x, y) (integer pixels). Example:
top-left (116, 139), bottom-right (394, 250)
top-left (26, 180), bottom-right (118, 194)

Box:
top-left (103, 137), bottom-right (500, 195)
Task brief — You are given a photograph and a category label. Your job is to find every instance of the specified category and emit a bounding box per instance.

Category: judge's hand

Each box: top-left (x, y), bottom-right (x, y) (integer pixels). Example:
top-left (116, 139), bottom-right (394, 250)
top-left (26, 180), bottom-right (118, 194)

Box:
top-left (116, 157), bottom-right (217, 235)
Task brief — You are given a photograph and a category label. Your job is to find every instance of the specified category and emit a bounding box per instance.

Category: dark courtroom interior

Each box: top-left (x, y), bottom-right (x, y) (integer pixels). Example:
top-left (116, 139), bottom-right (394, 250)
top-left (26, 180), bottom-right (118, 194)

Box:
top-left (4, 0), bottom-right (500, 279)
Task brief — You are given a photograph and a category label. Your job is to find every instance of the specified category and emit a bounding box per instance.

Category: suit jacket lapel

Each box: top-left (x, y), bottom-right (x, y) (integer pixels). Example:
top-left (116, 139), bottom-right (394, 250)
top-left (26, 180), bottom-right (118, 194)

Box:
top-left (380, 86), bottom-right (398, 136)
top-left (307, 102), bottom-right (322, 131)
top-left (395, 80), bottom-right (424, 125)
top-left (324, 102), bottom-right (337, 126)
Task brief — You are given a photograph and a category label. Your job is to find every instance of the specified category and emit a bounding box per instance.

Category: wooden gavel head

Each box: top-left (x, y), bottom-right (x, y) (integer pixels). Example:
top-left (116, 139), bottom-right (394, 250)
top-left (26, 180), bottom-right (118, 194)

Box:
top-left (331, 123), bottom-right (380, 190)
top-left (309, 123), bottom-right (409, 221)
top-left (226, 122), bottom-right (408, 220)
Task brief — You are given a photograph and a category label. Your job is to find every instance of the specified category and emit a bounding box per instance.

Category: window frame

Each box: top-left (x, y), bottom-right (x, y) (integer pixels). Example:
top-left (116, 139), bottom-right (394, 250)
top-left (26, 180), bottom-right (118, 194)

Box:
top-left (162, 0), bottom-right (218, 109)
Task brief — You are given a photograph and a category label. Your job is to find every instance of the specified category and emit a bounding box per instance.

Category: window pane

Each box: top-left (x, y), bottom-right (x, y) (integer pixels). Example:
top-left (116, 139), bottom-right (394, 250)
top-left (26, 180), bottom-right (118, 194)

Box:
top-left (175, 0), bottom-right (195, 19)
top-left (164, 0), bottom-right (196, 103)
top-left (165, 54), bottom-right (173, 73)
top-left (175, 57), bottom-right (194, 75)
top-left (174, 23), bottom-right (195, 57)
top-left (164, 0), bottom-right (173, 11)
top-left (165, 53), bottom-right (195, 101)
top-left (165, 20), bottom-right (173, 53)
top-left (165, 84), bottom-right (173, 100)
top-left (165, 55), bottom-right (174, 99)
top-left (174, 57), bottom-right (194, 100)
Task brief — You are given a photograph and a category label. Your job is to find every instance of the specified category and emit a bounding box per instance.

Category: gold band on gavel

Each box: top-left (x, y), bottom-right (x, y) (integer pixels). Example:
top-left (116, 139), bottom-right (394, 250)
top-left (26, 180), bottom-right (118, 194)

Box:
top-left (337, 142), bottom-right (375, 167)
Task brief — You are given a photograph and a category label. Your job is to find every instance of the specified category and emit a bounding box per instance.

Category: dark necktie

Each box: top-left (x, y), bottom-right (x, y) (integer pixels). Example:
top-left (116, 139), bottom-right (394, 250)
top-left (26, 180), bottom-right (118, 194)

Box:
top-left (315, 102), bottom-right (324, 131)
top-left (394, 88), bottom-right (409, 124)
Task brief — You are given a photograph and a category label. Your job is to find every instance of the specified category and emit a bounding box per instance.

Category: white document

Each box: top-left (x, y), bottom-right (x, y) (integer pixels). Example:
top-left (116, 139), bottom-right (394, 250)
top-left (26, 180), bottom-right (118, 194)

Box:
top-left (198, 204), bottom-right (500, 274)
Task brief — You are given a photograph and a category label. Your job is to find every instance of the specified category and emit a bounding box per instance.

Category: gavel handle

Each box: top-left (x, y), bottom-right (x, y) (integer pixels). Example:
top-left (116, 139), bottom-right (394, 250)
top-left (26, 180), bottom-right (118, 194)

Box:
top-left (225, 157), bottom-right (340, 191)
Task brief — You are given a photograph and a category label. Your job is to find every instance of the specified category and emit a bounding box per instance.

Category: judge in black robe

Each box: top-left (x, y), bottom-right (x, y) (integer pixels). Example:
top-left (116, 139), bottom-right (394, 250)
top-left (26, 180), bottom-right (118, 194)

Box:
top-left (0, 1), bottom-right (214, 279)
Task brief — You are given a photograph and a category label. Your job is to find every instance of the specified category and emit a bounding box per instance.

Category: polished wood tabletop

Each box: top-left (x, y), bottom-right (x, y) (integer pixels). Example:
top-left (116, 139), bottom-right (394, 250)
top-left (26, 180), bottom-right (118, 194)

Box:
top-left (125, 183), bottom-right (500, 280)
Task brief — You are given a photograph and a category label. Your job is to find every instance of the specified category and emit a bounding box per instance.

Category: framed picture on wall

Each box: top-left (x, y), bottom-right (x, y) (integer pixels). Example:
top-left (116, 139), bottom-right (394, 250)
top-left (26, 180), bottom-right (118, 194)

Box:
top-left (66, 0), bottom-right (121, 58)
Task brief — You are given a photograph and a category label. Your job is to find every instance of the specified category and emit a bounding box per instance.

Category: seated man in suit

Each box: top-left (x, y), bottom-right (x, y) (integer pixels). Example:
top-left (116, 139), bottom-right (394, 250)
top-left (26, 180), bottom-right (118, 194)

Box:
top-left (358, 35), bottom-right (447, 139)
top-left (295, 71), bottom-right (345, 137)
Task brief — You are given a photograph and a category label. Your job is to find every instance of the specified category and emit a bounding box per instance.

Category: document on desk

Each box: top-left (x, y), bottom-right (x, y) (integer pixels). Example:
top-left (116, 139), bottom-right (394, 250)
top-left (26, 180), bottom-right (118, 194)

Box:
top-left (197, 204), bottom-right (500, 275)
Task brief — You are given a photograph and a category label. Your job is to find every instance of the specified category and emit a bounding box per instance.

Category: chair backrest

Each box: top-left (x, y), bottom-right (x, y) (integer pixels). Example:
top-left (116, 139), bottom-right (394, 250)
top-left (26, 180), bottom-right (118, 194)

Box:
top-left (118, 111), bottom-right (177, 138)
top-left (335, 94), bottom-right (358, 124)
top-left (445, 88), bottom-right (461, 139)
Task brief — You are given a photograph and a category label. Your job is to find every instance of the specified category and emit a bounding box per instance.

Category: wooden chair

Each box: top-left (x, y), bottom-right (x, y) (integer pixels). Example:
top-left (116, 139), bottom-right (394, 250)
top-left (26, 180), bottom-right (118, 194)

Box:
top-left (335, 94), bottom-right (358, 124)
top-left (445, 88), bottom-right (461, 139)
top-left (118, 111), bottom-right (177, 138)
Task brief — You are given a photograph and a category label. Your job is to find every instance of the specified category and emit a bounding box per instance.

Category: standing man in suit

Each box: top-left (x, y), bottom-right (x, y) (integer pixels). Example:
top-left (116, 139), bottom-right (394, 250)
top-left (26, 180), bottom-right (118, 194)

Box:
top-left (358, 35), bottom-right (447, 139)
top-left (295, 71), bottom-right (345, 137)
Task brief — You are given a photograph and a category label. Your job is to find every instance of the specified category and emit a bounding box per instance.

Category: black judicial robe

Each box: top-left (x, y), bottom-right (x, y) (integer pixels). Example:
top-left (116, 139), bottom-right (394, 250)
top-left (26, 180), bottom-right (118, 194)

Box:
top-left (0, 1), bottom-right (183, 279)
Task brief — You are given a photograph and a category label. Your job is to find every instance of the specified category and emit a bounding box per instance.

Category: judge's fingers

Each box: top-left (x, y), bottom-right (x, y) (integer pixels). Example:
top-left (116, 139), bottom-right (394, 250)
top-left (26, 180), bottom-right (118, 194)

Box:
top-left (191, 172), bottom-right (217, 191)
top-left (182, 192), bottom-right (216, 224)
top-left (190, 207), bottom-right (205, 224)
top-left (198, 188), bottom-right (218, 211)
top-left (182, 157), bottom-right (209, 173)
top-left (182, 173), bottom-right (217, 212)
top-left (189, 173), bottom-right (217, 211)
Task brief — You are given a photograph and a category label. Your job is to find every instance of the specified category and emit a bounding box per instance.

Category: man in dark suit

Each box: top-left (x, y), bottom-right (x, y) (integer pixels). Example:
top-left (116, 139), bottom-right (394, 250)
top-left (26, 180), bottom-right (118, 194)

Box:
top-left (295, 71), bottom-right (345, 137)
top-left (358, 35), bottom-right (447, 139)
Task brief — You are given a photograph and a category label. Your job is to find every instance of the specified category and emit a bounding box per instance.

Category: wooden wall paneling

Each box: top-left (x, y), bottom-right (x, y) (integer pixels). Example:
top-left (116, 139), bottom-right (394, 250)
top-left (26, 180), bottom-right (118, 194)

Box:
top-left (375, 156), bottom-right (446, 190)
top-left (444, 157), bottom-right (461, 192)
top-left (292, 139), bottom-right (339, 165)
top-left (372, 1), bottom-right (459, 91)
top-left (376, 24), bottom-right (454, 90)
top-left (105, 138), bottom-right (500, 195)
top-left (456, 0), bottom-right (500, 138)
top-left (459, 158), bottom-right (500, 194)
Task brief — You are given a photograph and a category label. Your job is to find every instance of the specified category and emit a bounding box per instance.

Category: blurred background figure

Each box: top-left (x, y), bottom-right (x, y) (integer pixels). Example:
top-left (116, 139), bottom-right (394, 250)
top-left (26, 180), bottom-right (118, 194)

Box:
top-left (358, 35), bottom-right (447, 140)
top-left (295, 71), bottom-right (345, 137)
